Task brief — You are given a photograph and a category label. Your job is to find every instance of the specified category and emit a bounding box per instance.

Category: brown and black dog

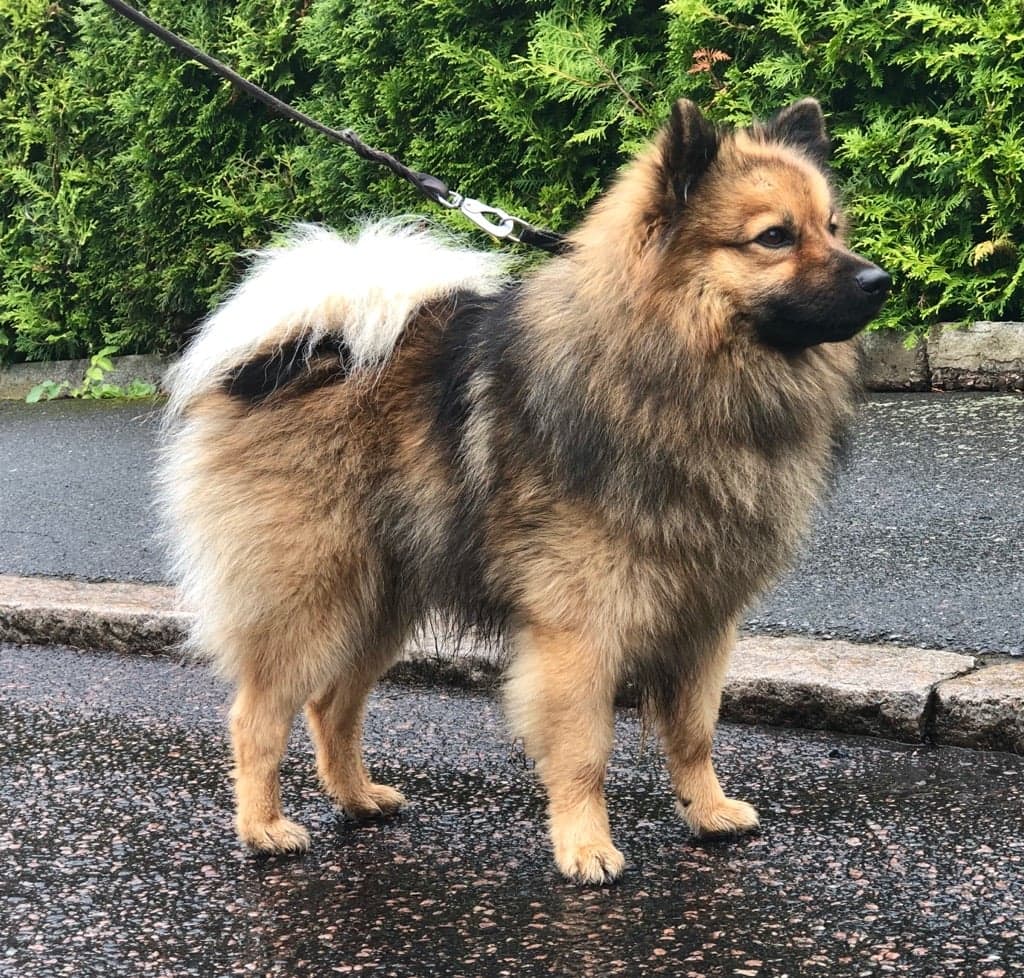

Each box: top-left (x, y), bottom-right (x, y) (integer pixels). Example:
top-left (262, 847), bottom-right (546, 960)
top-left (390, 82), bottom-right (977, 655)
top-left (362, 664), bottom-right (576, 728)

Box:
top-left (162, 98), bottom-right (889, 883)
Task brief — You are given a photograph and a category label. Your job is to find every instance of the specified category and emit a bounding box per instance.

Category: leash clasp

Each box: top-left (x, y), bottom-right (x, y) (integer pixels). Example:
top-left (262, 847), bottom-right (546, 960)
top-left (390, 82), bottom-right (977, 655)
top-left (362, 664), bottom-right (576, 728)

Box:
top-left (440, 192), bottom-right (525, 242)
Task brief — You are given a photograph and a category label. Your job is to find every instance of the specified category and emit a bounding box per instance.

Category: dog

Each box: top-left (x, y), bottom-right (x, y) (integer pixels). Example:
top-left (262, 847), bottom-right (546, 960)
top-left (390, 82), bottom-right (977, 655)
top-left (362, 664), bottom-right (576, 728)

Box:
top-left (161, 97), bottom-right (890, 884)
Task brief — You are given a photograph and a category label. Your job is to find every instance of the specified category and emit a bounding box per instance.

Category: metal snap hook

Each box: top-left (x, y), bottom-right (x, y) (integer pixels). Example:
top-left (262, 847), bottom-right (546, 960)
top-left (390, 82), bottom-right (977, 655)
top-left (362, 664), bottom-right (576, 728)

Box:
top-left (457, 197), bottom-right (517, 239)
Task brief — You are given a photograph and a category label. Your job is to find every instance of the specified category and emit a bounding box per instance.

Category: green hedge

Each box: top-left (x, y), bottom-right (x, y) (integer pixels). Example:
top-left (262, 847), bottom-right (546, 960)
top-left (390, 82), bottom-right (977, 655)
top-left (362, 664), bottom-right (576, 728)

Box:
top-left (1, 0), bottom-right (1022, 361)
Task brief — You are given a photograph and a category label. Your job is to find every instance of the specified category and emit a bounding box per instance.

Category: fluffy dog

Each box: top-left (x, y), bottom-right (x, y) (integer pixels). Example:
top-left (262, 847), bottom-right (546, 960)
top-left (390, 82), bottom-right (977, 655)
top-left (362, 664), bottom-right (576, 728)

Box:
top-left (162, 98), bottom-right (890, 883)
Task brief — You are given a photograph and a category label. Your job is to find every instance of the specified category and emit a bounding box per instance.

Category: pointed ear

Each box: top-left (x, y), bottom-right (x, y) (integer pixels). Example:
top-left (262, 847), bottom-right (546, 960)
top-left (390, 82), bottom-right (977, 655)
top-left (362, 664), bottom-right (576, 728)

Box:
top-left (765, 97), bottom-right (830, 166)
top-left (657, 99), bottom-right (719, 217)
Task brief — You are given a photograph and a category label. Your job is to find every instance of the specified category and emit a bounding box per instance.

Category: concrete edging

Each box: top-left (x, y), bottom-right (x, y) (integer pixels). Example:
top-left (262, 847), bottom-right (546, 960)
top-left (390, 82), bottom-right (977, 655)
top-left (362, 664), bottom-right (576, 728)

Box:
top-left (1, 323), bottom-right (1024, 400)
top-left (0, 354), bottom-right (169, 401)
top-left (2, 574), bottom-right (1020, 754)
top-left (861, 321), bottom-right (1024, 391)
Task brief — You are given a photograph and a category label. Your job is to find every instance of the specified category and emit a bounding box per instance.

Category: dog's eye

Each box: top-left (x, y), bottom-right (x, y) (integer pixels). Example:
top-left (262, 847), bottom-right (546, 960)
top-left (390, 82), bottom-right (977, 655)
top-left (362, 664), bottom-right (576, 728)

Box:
top-left (828, 220), bottom-right (840, 235)
top-left (754, 227), bottom-right (793, 248)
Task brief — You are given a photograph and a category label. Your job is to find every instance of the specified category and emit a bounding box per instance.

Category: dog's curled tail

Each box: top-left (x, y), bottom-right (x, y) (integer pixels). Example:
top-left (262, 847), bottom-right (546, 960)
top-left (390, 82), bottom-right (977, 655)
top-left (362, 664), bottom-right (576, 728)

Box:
top-left (163, 220), bottom-right (511, 416)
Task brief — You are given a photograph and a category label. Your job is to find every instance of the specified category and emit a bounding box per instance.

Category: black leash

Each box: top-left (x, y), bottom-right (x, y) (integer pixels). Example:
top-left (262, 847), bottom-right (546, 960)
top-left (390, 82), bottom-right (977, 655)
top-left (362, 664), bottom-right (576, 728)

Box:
top-left (99, 0), bottom-right (568, 254)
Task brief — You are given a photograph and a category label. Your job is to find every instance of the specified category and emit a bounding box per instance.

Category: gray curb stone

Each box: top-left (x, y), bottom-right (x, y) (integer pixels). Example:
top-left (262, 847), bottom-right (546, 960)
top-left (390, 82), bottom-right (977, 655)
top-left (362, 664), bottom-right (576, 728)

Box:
top-left (928, 321), bottom-right (1024, 391)
top-left (2, 575), bottom-right (1019, 754)
top-left (0, 354), bottom-right (168, 401)
top-left (722, 635), bottom-right (975, 742)
top-left (0, 575), bottom-right (189, 654)
top-left (859, 331), bottom-right (930, 391)
top-left (2, 324), bottom-right (1024, 399)
top-left (933, 663), bottom-right (1024, 753)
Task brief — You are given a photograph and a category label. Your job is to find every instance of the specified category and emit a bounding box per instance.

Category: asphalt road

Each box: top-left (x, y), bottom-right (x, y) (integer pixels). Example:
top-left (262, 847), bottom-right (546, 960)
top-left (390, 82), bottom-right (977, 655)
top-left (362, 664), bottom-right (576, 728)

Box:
top-left (0, 392), bottom-right (1022, 654)
top-left (2, 641), bottom-right (1022, 977)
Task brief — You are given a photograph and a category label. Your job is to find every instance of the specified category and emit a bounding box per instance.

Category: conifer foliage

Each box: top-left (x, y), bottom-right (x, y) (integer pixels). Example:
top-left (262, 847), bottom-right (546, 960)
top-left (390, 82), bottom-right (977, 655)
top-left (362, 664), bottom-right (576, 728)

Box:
top-left (1, 0), bottom-right (1021, 360)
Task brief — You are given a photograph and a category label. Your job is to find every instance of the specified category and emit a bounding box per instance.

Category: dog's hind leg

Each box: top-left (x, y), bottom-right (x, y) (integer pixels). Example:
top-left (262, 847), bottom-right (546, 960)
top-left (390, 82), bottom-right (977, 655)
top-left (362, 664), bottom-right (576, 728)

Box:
top-left (655, 623), bottom-right (760, 838)
top-left (227, 590), bottom-right (370, 854)
top-left (230, 666), bottom-right (313, 854)
top-left (506, 625), bottom-right (624, 885)
top-left (305, 632), bottom-right (407, 819)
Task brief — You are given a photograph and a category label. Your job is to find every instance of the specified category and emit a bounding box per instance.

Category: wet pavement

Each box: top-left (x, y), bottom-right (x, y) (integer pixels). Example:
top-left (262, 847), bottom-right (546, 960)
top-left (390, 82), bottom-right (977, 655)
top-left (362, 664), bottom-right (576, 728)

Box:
top-left (746, 392), bottom-right (1024, 655)
top-left (2, 642), bottom-right (1022, 977)
top-left (0, 398), bottom-right (164, 584)
top-left (1, 392), bottom-right (1023, 654)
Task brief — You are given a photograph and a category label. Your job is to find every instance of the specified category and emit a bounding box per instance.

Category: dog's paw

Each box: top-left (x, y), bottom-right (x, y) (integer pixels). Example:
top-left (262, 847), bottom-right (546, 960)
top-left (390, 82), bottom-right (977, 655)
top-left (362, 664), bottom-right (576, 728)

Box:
top-left (680, 797), bottom-right (760, 839)
top-left (239, 817), bottom-right (311, 854)
top-left (340, 782), bottom-right (407, 820)
top-left (555, 842), bottom-right (626, 885)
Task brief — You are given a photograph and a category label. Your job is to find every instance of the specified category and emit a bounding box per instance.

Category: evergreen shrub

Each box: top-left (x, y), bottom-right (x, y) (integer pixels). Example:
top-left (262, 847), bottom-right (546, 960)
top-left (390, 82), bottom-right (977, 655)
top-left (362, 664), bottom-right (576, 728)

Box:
top-left (1, 0), bottom-right (1020, 361)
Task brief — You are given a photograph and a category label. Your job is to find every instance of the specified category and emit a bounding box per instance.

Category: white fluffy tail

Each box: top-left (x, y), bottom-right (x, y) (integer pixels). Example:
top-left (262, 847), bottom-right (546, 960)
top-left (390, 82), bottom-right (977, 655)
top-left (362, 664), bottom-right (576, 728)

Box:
top-left (164, 221), bottom-right (510, 415)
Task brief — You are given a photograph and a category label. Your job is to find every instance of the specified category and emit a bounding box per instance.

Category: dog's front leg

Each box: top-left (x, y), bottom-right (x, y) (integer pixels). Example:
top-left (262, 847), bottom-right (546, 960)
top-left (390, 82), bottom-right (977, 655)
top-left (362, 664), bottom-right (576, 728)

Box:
top-left (506, 625), bottom-right (624, 884)
top-left (656, 623), bottom-right (760, 838)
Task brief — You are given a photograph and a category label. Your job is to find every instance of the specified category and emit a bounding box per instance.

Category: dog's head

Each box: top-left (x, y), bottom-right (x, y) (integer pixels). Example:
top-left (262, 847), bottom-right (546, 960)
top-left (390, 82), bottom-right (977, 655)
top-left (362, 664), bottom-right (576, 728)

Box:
top-left (634, 98), bottom-right (890, 350)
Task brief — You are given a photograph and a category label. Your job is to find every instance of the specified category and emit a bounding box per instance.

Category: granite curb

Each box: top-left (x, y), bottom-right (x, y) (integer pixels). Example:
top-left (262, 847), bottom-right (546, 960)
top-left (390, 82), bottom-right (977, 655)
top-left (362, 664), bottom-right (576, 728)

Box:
top-left (3, 324), bottom-right (1024, 399)
top-left (860, 321), bottom-right (1024, 391)
top-left (2, 574), bottom-right (1020, 754)
top-left (0, 354), bottom-right (169, 400)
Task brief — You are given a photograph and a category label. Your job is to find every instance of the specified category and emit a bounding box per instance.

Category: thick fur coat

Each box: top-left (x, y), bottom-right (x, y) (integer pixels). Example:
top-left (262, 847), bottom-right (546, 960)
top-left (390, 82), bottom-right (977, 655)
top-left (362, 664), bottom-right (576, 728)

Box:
top-left (162, 98), bottom-right (889, 883)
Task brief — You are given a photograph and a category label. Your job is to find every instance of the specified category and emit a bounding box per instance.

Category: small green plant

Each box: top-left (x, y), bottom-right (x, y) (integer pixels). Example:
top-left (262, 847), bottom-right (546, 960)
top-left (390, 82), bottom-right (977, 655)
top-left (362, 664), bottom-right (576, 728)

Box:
top-left (25, 346), bottom-right (158, 402)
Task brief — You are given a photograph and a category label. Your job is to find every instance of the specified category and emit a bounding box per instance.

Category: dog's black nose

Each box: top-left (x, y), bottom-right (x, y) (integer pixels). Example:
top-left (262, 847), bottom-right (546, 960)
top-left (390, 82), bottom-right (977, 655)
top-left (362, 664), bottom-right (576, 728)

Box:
top-left (856, 266), bottom-right (891, 296)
